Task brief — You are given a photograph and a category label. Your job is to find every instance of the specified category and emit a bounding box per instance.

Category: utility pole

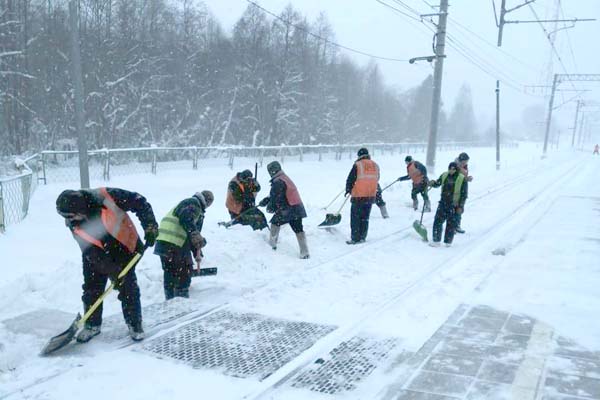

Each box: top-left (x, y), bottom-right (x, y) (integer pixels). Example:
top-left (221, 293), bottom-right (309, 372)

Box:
top-left (495, 80), bottom-right (501, 170)
top-left (577, 113), bottom-right (585, 149)
top-left (69, 0), bottom-right (89, 189)
top-left (494, 0), bottom-right (594, 47)
top-left (542, 74), bottom-right (558, 157)
top-left (571, 100), bottom-right (582, 147)
top-left (542, 74), bottom-right (600, 157)
top-left (425, 0), bottom-right (449, 171)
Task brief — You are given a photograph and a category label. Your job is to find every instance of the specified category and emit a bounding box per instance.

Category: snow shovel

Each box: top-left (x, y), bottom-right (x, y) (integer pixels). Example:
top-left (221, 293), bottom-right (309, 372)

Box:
top-left (318, 194), bottom-right (349, 227)
top-left (413, 198), bottom-right (428, 242)
top-left (191, 250), bottom-right (218, 278)
top-left (40, 246), bottom-right (146, 356)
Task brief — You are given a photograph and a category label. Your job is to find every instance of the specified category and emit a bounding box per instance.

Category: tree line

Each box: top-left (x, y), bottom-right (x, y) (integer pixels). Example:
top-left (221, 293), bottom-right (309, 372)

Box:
top-left (0, 0), bottom-right (479, 156)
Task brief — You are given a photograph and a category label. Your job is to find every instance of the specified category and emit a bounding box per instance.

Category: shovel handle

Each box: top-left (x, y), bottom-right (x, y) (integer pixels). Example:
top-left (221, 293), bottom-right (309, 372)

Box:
top-left (418, 188), bottom-right (430, 225)
top-left (381, 179), bottom-right (399, 192)
top-left (322, 188), bottom-right (345, 210)
top-left (335, 194), bottom-right (350, 214)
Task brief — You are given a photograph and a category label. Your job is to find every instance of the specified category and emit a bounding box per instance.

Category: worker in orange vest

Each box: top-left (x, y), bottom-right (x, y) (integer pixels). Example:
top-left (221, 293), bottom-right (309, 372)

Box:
top-left (398, 155), bottom-right (430, 212)
top-left (56, 188), bottom-right (158, 343)
top-left (594, 144), bottom-right (599, 155)
top-left (345, 148), bottom-right (380, 244)
top-left (221, 169), bottom-right (267, 230)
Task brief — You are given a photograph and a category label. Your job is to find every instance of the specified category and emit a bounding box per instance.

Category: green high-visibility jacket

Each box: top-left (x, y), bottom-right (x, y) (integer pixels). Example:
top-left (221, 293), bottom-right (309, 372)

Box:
top-left (157, 207), bottom-right (188, 247)
top-left (441, 172), bottom-right (465, 206)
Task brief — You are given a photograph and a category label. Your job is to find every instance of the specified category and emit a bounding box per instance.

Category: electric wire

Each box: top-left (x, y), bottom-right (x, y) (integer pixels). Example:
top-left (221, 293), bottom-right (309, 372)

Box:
top-left (558, 1), bottom-right (580, 73)
top-left (527, 2), bottom-right (580, 94)
top-left (243, 0), bottom-right (410, 62)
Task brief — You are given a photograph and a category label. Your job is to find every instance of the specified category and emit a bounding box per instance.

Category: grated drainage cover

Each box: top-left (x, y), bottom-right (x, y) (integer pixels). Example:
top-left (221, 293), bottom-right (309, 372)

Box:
top-left (139, 310), bottom-right (336, 380)
top-left (99, 297), bottom-right (202, 342)
top-left (290, 336), bottom-right (401, 395)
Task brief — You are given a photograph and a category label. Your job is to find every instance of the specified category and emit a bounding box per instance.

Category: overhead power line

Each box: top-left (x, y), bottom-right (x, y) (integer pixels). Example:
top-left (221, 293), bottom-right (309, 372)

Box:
top-left (244, 0), bottom-right (409, 62)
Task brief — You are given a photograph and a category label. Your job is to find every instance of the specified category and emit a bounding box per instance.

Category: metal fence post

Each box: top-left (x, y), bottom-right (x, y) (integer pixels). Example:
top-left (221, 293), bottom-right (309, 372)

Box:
top-left (152, 148), bottom-right (157, 174)
top-left (103, 150), bottom-right (111, 181)
top-left (259, 148), bottom-right (264, 167)
top-left (193, 146), bottom-right (198, 170)
top-left (228, 148), bottom-right (234, 169)
top-left (299, 146), bottom-right (303, 162)
top-left (40, 153), bottom-right (47, 185)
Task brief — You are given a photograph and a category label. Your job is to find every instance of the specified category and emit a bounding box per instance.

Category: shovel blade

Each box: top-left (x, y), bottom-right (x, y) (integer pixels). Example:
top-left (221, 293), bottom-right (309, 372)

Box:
top-left (191, 267), bottom-right (218, 277)
top-left (318, 213), bottom-right (342, 227)
top-left (40, 314), bottom-right (81, 356)
top-left (413, 220), bottom-right (428, 242)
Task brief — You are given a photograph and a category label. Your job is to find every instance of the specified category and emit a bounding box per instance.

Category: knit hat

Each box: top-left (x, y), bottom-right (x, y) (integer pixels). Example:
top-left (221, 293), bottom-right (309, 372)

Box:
top-left (458, 152), bottom-right (470, 161)
top-left (56, 190), bottom-right (89, 215)
top-left (267, 161), bottom-right (282, 177)
top-left (238, 169), bottom-right (253, 181)
top-left (448, 161), bottom-right (458, 170)
top-left (357, 148), bottom-right (369, 158)
top-left (405, 155), bottom-right (413, 163)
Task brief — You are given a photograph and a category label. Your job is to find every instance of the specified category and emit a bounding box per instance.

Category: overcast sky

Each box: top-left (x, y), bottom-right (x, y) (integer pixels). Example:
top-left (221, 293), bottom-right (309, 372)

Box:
top-left (206, 0), bottom-right (600, 139)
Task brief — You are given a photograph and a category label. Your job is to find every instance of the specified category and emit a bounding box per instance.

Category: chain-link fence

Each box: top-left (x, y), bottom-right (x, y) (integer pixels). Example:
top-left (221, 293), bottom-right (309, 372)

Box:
top-left (1, 141), bottom-right (495, 232)
top-left (0, 155), bottom-right (41, 232)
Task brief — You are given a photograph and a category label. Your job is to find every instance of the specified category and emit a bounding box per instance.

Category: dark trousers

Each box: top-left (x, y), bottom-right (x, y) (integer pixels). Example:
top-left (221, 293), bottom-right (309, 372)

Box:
top-left (350, 202), bottom-right (373, 242)
top-left (432, 202), bottom-right (458, 244)
top-left (82, 258), bottom-right (142, 327)
top-left (411, 182), bottom-right (430, 202)
top-left (160, 252), bottom-right (193, 300)
top-left (274, 218), bottom-right (304, 233)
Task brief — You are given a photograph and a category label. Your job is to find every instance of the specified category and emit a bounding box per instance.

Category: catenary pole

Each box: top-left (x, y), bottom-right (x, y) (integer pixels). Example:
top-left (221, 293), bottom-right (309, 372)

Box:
top-left (425, 0), bottom-right (449, 171)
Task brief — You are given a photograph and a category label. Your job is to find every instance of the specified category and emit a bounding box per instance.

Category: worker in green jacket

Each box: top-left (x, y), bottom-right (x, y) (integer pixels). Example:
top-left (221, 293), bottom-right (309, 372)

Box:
top-left (154, 191), bottom-right (214, 299)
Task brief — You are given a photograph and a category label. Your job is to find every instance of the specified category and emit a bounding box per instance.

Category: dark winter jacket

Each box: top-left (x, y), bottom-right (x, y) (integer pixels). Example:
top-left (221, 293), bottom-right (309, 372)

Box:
top-left (65, 188), bottom-right (157, 275)
top-left (430, 172), bottom-right (468, 208)
top-left (154, 195), bottom-right (206, 261)
top-left (266, 171), bottom-right (307, 225)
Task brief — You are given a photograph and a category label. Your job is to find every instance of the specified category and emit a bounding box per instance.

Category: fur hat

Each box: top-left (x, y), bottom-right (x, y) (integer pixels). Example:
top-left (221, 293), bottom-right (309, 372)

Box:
top-left (194, 190), bottom-right (214, 208)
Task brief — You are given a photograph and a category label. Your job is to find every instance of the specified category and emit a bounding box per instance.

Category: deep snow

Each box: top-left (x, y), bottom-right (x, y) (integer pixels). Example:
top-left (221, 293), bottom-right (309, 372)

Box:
top-left (1, 143), bottom-right (599, 399)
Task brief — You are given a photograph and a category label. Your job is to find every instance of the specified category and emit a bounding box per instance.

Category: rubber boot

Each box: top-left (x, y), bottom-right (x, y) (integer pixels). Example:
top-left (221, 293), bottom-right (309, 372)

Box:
top-left (127, 321), bottom-right (145, 341)
top-left (76, 324), bottom-right (101, 343)
top-left (296, 232), bottom-right (310, 259)
top-left (424, 199), bottom-right (431, 213)
top-left (379, 205), bottom-right (389, 219)
top-left (164, 287), bottom-right (175, 300)
top-left (269, 224), bottom-right (280, 250)
top-left (412, 199), bottom-right (418, 210)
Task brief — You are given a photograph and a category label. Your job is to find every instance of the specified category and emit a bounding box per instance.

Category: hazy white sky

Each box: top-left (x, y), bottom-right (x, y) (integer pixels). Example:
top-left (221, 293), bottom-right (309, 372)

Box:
top-left (206, 0), bottom-right (600, 138)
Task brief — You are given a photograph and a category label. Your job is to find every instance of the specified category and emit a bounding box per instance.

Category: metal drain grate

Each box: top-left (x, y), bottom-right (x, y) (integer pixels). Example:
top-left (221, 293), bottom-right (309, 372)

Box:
top-left (99, 297), bottom-right (201, 342)
top-left (290, 336), bottom-right (401, 395)
top-left (140, 310), bottom-right (336, 380)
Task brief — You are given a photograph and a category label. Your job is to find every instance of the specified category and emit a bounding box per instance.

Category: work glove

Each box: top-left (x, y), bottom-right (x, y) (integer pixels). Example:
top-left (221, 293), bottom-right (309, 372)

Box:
top-left (258, 197), bottom-right (270, 207)
top-left (427, 180), bottom-right (436, 188)
top-left (144, 225), bottom-right (159, 247)
top-left (455, 207), bottom-right (463, 215)
top-left (344, 190), bottom-right (351, 196)
top-left (190, 231), bottom-right (207, 248)
top-left (467, 176), bottom-right (474, 182)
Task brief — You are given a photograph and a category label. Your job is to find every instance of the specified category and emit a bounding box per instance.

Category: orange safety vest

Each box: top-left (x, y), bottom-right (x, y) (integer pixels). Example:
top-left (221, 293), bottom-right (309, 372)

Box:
top-left (273, 172), bottom-right (302, 206)
top-left (407, 162), bottom-right (424, 185)
top-left (351, 159), bottom-right (379, 198)
top-left (225, 176), bottom-right (246, 214)
top-left (73, 188), bottom-right (139, 253)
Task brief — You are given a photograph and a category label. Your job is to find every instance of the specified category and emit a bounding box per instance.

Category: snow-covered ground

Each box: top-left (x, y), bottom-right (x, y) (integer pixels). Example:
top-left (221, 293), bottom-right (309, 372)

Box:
top-left (1, 143), bottom-right (599, 399)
